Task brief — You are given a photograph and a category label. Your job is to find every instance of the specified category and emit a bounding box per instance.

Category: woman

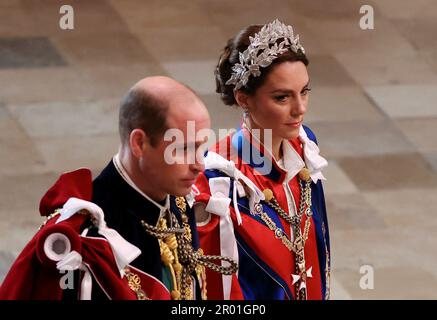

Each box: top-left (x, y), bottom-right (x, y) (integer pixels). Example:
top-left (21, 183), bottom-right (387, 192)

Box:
top-left (194, 19), bottom-right (330, 300)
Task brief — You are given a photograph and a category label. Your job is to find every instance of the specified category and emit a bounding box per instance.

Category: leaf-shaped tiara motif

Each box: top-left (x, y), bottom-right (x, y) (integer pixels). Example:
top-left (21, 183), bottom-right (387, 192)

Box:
top-left (226, 19), bottom-right (305, 91)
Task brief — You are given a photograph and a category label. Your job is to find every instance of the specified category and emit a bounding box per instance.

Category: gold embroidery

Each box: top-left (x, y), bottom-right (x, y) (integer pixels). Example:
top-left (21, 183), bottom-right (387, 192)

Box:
top-left (124, 267), bottom-right (149, 300)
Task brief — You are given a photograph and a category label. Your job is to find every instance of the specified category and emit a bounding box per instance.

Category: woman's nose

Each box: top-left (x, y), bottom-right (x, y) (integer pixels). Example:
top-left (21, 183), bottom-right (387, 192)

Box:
top-left (291, 97), bottom-right (307, 116)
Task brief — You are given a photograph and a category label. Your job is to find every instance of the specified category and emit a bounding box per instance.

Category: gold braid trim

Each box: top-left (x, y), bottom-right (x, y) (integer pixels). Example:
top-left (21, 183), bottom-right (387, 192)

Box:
top-left (141, 197), bottom-right (238, 300)
top-left (38, 209), bottom-right (61, 230)
top-left (260, 167), bottom-right (314, 300)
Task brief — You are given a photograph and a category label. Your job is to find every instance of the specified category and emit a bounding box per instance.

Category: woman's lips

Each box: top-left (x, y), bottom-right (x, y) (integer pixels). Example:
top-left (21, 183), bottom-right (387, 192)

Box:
top-left (285, 120), bottom-right (302, 128)
top-left (181, 178), bottom-right (196, 186)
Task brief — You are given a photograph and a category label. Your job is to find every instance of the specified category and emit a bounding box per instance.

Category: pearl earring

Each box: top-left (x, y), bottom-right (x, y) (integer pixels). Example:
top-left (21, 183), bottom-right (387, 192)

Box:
top-left (242, 109), bottom-right (251, 129)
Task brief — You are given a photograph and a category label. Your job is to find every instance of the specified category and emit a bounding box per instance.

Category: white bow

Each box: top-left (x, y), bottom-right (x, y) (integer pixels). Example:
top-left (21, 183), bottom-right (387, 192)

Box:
top-left (57, 197), bottom-right (141, 277)
top-left (299, 127), bottom-right (328, 183)
top-left (204, 152), bottom-right (265, 225)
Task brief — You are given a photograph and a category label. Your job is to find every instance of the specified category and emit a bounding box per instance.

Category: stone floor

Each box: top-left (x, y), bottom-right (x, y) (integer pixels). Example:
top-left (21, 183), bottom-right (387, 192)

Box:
top-left (1, 0), bottom-right (436, 299)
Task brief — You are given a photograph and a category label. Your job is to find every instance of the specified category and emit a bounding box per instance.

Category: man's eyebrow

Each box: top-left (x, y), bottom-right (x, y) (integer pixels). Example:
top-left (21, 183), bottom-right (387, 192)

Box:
top-left (180, 139), bottom-right (208, 148)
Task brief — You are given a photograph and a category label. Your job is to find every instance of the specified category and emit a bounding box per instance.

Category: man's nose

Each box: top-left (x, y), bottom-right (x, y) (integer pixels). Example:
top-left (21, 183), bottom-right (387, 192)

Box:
top-left (190, 160), bottom-right (204, 174)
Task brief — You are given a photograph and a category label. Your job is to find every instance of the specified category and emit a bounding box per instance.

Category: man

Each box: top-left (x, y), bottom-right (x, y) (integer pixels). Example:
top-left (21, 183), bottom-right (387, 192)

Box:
top-left (0, 76), bottom-right (236, 300)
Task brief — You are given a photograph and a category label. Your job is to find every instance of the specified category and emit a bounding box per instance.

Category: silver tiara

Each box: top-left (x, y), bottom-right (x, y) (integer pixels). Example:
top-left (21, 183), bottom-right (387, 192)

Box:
top-left (226, 19), bottom-right (305, 91)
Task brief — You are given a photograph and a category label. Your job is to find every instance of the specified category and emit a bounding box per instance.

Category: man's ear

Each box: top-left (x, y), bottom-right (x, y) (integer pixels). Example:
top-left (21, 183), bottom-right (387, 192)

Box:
top-left (234, 90), bottom-right (250, 111)
top-left (129, 129), bottom-right (148, 159)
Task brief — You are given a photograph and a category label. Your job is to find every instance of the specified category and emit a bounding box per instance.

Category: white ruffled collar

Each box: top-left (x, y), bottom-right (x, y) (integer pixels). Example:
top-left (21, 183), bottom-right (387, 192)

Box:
top-left (278, 126), bottom-right (328, 183)
top-left (242, 124), bottom-right (328, 183)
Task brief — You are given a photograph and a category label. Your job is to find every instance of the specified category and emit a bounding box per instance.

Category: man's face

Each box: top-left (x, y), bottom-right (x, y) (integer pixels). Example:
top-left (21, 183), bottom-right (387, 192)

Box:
top-left (141, 97), bottom-right (211, 198)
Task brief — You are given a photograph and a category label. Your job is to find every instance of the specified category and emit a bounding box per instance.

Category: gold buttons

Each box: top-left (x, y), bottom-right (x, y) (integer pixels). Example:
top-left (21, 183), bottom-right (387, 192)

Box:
top-left (298, 168), bottom-right (311, 182)
top-left (263, 189), bottom-right (274, 202)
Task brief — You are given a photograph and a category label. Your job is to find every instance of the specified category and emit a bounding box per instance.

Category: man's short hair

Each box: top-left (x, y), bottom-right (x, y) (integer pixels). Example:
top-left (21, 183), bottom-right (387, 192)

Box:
top-left (118, 88), bottom-right (168, 147)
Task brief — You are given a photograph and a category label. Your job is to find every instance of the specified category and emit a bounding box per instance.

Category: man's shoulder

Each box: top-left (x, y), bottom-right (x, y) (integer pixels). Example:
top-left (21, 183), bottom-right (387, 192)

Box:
top-left (92, 160), bottom-right (116, 188)
top-left (92, 160), bottom-right (120, 202)
top-left (39, 168), bottom-right (93, 216)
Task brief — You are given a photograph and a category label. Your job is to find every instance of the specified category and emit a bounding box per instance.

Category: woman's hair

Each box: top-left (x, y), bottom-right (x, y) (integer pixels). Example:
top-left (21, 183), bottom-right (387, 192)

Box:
top-left (215, 24), bottom-right (309, 106)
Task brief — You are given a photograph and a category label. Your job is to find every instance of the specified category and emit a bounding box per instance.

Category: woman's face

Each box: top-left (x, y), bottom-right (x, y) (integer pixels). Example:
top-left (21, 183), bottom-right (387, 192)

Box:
top-left (243, 61), bottom-right (310, 140)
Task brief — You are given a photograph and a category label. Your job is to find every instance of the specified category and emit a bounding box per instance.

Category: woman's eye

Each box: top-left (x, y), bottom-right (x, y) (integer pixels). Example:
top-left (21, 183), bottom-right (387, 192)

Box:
top-left (301, 88), bottom-right (312, 96)
top-left (274, 95), bottom-right (288, 102)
